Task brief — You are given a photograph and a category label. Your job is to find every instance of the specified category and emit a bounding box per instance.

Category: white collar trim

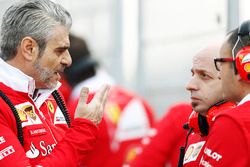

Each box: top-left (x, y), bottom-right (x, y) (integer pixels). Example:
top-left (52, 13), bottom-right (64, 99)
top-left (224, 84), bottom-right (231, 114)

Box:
top-left (0, 58), bottom-right (35, 95)
top-left (0, 58), bottom-right (61, 108)
top-left (238, 93), bottom-right (250, 106)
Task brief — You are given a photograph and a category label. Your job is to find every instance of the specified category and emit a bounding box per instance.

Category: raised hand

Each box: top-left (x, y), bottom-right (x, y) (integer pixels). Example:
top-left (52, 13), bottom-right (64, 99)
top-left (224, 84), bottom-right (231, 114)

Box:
top-left (74, 84), bottom-right (110, 125)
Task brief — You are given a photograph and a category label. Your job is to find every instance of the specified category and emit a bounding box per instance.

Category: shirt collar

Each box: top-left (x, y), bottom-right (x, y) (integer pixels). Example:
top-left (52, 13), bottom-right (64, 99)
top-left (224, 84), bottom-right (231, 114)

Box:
top-left (238, 93), bottom-right (250, 106)
top-left (0, 58), bottom-right (61, 108)
top-left (0, 58), bottom-right (35, 96)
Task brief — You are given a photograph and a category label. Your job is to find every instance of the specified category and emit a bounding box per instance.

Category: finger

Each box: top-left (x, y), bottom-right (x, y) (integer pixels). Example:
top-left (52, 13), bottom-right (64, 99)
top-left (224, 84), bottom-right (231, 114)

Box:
top-left (93, 84), bottom-right (109, 104)
top-left (100, 86), bottom-right (110, 111)
top-left (74, 87), bottom-right (89, 118)
top-left (78, 87), bottom-right (89, 105)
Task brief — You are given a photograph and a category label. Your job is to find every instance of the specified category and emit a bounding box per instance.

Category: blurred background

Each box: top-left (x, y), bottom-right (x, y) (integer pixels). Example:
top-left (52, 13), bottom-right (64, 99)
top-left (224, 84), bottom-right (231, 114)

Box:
top-left (0, 0), bottom-right (248, 118)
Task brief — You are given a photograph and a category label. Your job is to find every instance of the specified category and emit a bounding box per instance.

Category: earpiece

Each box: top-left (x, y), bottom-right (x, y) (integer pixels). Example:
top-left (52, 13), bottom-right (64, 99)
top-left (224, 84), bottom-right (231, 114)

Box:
top-left (233, 20), bottom-right (250, 81)
top-left (185, 101), bottom-right (236, 136)
top-left (186, 111), bottom-right (208, 136)
top-left (234, 46), bottom-right (250, 81)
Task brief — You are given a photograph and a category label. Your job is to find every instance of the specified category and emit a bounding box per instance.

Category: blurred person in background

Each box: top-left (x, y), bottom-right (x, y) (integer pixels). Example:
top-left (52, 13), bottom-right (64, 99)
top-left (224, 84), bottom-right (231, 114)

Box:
top-left (130, 44), bottom-right (235, 167)
top-left (0, 0), bottom-right (109, 166)
top-left (64, 33), bottom-right (155, 167)
top-left (130, 102), bottom-right (193, 167)
top-left (59, 74), bottom-right (72, 103)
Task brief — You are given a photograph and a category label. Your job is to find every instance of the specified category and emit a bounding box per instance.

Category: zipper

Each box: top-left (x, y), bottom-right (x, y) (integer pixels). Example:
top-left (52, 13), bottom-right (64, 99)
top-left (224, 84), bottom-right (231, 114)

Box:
top-left (30, 98), bottom-right (58, 144)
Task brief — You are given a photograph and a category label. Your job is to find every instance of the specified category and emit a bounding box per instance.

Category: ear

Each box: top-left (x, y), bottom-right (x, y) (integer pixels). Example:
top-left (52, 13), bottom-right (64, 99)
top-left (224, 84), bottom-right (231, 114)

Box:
top-left (20, 37), bottom-right (39, 61)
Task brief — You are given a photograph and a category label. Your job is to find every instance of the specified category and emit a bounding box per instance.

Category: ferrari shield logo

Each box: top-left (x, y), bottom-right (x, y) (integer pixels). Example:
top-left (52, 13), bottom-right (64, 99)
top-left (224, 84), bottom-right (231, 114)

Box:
top-left (47, 101), bottom-right (54, 114)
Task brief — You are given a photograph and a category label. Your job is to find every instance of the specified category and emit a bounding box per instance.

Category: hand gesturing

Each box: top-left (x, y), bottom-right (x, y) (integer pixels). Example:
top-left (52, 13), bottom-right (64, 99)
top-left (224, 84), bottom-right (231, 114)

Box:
top-left (74, 84), bottom-right (110, 125)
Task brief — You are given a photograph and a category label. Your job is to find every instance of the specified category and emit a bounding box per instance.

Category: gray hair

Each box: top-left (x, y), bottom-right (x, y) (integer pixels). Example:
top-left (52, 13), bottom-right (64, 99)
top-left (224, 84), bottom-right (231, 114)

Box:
top-left (0, 0), bottom-right (72, 60)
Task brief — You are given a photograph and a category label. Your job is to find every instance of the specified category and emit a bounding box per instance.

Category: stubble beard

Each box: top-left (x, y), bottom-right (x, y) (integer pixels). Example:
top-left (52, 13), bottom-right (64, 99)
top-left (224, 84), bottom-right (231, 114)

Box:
top-left (33, 59), bottom-right (57, 89)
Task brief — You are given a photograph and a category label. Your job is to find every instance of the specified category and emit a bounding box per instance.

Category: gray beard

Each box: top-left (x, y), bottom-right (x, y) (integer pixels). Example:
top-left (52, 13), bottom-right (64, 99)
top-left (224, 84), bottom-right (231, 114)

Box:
top-left (33, 58), bottom-right (57, 89)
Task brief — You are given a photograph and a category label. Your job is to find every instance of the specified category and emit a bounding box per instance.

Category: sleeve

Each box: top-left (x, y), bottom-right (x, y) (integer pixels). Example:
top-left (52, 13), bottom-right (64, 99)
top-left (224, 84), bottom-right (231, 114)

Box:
top-left (199, 115), bottom-right (248, 167)
top-left (130, 103), bottom-right (192, 167)
top-left (0, 118), bottom-right (98, 167)
top-left (0, 124), bottom-right (31, 167)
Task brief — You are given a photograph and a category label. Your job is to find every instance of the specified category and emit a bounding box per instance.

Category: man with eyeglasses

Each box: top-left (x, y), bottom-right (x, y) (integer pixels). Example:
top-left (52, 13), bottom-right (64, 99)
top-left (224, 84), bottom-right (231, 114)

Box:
top-left (199, 20), bottom-right (250, 166)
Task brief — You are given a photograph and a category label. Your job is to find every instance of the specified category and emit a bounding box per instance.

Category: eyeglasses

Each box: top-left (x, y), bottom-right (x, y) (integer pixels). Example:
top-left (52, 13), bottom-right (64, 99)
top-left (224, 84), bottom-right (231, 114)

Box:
top-left (214, 57), bottom-right (234, 71)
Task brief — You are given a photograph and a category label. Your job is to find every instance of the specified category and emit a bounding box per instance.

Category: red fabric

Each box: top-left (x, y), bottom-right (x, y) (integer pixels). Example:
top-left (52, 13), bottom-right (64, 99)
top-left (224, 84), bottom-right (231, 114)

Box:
top-left (67, 86), bottom-right (155, 167)
top-left (183, 134), bottom-right (207, 166)
top-left (130, 102), bottom-right (192, 167)
top-left (0, 82), bottom-right (98, 166)
top-left (199, 102), bottom-right (250, 166)
top-left (58, 77), bottom-right (72, 103)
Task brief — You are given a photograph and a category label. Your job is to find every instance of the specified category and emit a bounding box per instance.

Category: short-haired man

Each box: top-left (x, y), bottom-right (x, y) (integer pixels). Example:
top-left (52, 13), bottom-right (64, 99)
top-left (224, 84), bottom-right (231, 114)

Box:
top-left (182, 44), bottom-right (236, 166)
top-left (0, 0), bottom-right (109, 166)
top-left (130, 44), bottom-right (235, 166)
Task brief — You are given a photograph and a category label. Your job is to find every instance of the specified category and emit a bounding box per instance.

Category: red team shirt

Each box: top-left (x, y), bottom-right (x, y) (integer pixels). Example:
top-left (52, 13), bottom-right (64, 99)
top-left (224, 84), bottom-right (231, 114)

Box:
top-left (130, 102), bottom-right (192, 167)
top-left (0, 59), bottom-right (98, 166)
top-left (199, 101), bottom-right (250, 167)
top-left (183, 133), bottom-right (207, 166)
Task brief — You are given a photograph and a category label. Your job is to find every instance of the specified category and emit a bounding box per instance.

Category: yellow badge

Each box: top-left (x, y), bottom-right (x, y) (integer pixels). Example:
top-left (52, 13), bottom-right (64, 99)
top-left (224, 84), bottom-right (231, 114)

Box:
top-left (47, 101), bottom-right (54, 114)
top-left (244, 63), bottom-right (250, 72)
top-left (17, 108), bottom-right (27, 122)
top-left (22, 105), bottom-right (36, 120)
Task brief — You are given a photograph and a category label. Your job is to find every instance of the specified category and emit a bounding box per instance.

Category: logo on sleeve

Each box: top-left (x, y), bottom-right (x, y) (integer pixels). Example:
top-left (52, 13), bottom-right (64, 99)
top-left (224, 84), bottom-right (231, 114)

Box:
top-left (0, 146), bottom-right (15, 160)
top-left (0, 136), bottom-right (6, 145)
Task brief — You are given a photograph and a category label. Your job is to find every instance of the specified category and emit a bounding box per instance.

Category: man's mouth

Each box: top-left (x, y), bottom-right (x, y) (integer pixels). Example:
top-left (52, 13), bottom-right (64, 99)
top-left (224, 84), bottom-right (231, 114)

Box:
top-left (191, 96), bottom-right (200, 101)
